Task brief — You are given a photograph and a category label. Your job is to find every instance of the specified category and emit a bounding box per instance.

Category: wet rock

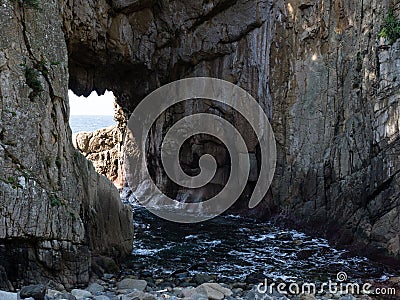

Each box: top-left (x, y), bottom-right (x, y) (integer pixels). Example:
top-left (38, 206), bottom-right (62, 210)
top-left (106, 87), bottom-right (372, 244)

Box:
top-left (46, 281), bottom-right (65, 293)
top-left (296, 250), bottom-right (318, 260)
top-left (117, 278), bottom-right (147, 291)
top-left (231, 283), bottom-right (247, 289)
top-left (172, 269), bottom-right (190, 279)
top-left (193, 273), bottom-right (214, 285)
top-left (157, 281), bottom-right (175, 290)
top-left (20, 284), bottom-right (46, 300)
top-left (244, 273), bottom-right (266, 284)
top-left (140, 271), bottom-right (153, 278)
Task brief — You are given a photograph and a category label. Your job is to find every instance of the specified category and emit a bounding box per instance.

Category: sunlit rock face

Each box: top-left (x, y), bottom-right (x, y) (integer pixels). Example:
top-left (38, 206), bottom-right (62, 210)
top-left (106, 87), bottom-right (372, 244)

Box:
top-left (0, 0), bottom-right (133, 289)
top-left (73, 104), bottom-right (127, 189)
top-left (63, 0), bottom-right (399, 263)
top-left (270, 1), bottom-right (400, 263)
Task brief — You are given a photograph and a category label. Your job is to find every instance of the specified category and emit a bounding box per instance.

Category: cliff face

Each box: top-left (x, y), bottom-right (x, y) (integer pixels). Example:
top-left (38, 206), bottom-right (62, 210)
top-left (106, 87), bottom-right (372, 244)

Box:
top-left (1, 0), bottom-right (399, 287)
top-left (270, 0), bottom-right (400, 261)
top-left (0, 0), bottom-right (133, 289)
top-left (64, 0), bottom-right (278, 214)
top-left (63, 0), bottom-right (399, 263)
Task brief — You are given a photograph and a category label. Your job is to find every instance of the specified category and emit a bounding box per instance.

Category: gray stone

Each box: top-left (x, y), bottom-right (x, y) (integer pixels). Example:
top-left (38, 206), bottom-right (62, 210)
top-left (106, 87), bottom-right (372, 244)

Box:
top-left (53, 293), bottom-right (77, 300)
top-left (103, 274), bottom-right (115, 280)
top-left (86, 283), bottom-right (105, 295)
top-left (117, 279), bottom-right (147, 291)
top-left (20, 284), bottom-right (46, 300)
top-left (93, 296), bottom-right (110, 300)
top-left (194, 283), bottom-right (232, 300)
top-left (71, 289), bottom-right (93, 299)
top-left (121, 290), bottom-right (156, 300)
top-left (0, 291), bottom-right (17, 300)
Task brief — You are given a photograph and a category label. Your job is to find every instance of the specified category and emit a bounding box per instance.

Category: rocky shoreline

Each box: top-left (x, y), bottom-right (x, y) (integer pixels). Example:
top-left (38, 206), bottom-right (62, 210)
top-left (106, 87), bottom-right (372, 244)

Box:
top-left (2, 268), bottom-right (399, 300)
top-left (1, 0), bottom-right (400, 296)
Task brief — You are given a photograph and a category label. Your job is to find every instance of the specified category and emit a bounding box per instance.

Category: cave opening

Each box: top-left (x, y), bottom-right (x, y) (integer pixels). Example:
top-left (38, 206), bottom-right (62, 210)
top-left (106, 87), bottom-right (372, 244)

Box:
top-left (69, 89), bottom-right (126, 188)
top-left (68, 89), bottom-right (117, 134)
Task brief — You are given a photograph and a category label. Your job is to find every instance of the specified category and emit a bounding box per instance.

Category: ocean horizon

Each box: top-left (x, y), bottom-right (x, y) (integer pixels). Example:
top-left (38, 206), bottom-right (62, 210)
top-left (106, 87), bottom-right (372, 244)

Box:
top-left (69, 115), bottom-right (116, 134)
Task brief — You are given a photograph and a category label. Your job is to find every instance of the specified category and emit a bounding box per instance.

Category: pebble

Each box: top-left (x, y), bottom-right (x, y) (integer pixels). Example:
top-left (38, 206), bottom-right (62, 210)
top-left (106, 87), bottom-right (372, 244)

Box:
top-left (0, 274), bottom-right (393, 300)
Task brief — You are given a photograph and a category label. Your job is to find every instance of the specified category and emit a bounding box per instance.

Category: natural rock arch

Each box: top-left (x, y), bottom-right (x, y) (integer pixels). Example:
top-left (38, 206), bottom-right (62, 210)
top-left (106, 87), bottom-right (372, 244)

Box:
top-left (64, 0), bottom-right (400, 265)
top-left (0, 0), bottom-right (399, 289)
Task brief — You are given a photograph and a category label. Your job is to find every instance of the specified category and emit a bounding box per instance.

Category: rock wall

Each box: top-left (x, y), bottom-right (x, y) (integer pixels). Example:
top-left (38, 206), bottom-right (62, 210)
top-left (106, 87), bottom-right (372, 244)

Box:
top-left (270, 0), bottom-right (400, 263)
top-left (60, 0), bottom-right (400, 262)
top-left (1, 0), bottom-right (398, 289)
top-left (0, 0), bottom-right (133, 289)
top-left (62, 0), bottom-right (400, 263)
top-left (63, 0), bottom-right (278, 213)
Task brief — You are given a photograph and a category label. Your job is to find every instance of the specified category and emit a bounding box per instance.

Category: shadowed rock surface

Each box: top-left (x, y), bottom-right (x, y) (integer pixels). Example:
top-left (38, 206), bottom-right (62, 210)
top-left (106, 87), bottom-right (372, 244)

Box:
top-left (0, 0), bottom-right (133, 289)
top-left (63, 0), bottom-right (399, 264)
top-left (0, 0), bottom-right (399, 290)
